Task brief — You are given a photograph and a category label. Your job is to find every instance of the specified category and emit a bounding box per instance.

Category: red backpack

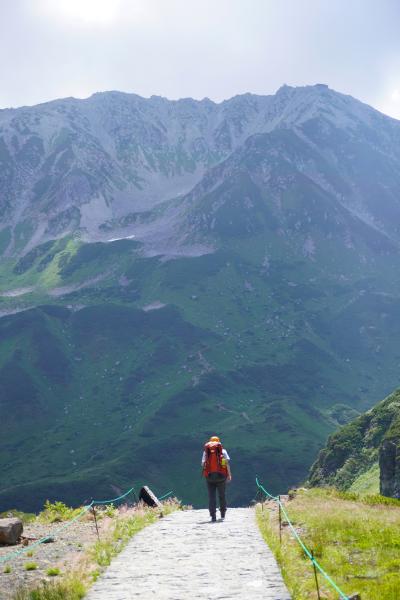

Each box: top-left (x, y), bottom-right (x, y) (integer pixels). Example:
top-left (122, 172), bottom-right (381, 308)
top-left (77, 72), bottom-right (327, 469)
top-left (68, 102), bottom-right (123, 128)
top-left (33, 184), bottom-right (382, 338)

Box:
top-left (203, 441), bottom-right (228, 478)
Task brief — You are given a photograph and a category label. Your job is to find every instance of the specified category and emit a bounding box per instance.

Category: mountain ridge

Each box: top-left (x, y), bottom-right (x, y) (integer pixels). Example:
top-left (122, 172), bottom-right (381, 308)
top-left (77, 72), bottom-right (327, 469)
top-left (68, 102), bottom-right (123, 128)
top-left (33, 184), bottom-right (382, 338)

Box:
top-left (2, 83), bottom-right (400, 258)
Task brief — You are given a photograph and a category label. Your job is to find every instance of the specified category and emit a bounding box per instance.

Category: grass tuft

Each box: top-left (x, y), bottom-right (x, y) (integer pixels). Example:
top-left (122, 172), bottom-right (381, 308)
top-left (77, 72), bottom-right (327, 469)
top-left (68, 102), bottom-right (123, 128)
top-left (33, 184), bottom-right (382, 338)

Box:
top-left (14, 577), bottom-right (85, 600)
top-left (38, 500), bottom-right (83, 524)
top-left (24, 562), bottom-right (38, 571)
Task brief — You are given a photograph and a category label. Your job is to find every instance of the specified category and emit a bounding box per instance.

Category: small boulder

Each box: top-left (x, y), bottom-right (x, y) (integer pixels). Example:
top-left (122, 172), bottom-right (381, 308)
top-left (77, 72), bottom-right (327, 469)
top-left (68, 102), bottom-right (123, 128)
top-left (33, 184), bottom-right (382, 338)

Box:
top-left (139, 486), bottom-right (162, 508)
top-left (0, 517), bottom-right (23, 545)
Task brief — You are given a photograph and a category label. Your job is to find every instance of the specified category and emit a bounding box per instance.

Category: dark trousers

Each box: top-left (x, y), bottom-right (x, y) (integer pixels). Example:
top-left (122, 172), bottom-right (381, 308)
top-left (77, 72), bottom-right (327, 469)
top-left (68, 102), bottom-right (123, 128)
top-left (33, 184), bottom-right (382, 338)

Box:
top-left (207, 478), bottom-right (227, 517)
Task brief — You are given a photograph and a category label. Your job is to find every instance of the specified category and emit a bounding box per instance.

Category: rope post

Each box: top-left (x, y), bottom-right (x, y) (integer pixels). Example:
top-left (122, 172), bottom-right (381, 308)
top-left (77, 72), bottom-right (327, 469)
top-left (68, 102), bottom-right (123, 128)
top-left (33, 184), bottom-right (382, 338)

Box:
top-left (257, 488), bottom-right (264, 511)
top-left (311, 550), bottom-right (321, 600)
top-left (92, 505), bottom-right (100, 541)
top-left (278, 495), bottom-right (282, 544)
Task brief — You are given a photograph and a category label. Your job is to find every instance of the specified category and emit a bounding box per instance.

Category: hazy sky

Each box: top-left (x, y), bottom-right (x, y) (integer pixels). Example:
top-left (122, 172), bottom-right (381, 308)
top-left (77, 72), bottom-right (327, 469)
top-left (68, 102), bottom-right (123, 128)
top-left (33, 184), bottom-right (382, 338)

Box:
top-left (1, 0), bottom-right (400, 119)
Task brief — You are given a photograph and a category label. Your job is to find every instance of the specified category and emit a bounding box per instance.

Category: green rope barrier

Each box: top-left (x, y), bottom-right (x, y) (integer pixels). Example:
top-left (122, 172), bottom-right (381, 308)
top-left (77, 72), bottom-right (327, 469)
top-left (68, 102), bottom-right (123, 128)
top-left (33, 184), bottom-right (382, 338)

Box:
top-left (0, 503), bottom-right (93, 565)
top-left (0, 482), bottom-right (174, 565)
top-left (158, 490), bottom-right (173, 501)
top-left (92, 486), bottom-right (137, 505)
top-left (256, 477), bottom-right (349, 600)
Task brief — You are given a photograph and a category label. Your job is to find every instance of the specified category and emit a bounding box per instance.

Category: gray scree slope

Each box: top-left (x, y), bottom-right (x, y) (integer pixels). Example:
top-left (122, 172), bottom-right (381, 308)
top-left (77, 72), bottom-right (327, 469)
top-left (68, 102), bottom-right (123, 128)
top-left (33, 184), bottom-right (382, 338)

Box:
top-left (85, 508), bottom-right (290, 599)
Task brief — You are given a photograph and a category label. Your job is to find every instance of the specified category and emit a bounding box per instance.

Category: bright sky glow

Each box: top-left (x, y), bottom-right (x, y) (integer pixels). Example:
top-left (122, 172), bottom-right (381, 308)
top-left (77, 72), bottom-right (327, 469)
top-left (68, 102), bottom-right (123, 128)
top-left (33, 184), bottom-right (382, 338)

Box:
top-left (40, 0), bottom-right (121, 26)
top-left (392, 90), bottom-right (400, 101)
top-left (0, 0), bottom-right (399, 120)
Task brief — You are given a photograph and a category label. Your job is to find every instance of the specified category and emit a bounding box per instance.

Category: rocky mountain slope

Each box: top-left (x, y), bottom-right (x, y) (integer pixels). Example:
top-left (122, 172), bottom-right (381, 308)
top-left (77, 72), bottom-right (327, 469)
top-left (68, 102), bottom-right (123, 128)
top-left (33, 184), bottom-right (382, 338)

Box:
top-left (2, 84), bottom-right (400, 256)
top-left (308, 388), bottom-right (400, 497)
top-left (2, 84), bottom-right (400, 510)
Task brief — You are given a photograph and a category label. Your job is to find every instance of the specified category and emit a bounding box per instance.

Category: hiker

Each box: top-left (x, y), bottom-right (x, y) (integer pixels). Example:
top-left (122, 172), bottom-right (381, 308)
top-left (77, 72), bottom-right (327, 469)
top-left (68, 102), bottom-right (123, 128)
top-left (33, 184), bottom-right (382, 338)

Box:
top-left (202, 436), bottom-right (232, 522)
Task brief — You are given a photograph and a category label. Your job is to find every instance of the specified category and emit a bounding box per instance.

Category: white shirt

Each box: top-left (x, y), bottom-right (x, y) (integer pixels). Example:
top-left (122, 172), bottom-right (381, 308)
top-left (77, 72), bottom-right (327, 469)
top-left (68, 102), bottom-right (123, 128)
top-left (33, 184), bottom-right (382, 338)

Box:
top-left (202, 448), bottom-right (230, 466)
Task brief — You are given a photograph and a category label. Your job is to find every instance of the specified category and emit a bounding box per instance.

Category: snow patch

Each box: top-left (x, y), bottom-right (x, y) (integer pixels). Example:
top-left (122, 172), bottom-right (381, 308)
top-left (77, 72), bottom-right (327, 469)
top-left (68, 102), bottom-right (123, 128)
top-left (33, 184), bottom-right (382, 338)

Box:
top-left (106, 234), bottom-right (135, 243)
top-left (142, 301), bottom-right (166, 311)
top-left (0, 286), bottom-right (34, 297)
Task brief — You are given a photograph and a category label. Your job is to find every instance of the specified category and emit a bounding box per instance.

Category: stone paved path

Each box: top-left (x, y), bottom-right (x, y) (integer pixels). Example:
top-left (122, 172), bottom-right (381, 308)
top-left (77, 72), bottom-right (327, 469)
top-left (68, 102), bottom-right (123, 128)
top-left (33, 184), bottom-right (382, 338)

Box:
top-left (85, 508), bottom-right (290, 599)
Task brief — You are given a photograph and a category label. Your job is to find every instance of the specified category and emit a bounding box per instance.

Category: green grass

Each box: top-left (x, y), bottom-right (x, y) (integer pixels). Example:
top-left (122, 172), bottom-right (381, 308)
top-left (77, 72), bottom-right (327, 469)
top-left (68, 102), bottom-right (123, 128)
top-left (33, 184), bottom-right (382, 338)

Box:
top-left (24, 562), bottom-right (38, 571)
top-left (14, 577), bottom-right (85, 600)
top-left (46, 568), bottom-right (61, 577)
top-left (38, 501), bottom-right (84, 524)
top-left (4, 565), bottom-right (12, 574)
top-left (349, 463), bottom-right (380, 495)
top-left (257, 488), bottom-right (400, 599)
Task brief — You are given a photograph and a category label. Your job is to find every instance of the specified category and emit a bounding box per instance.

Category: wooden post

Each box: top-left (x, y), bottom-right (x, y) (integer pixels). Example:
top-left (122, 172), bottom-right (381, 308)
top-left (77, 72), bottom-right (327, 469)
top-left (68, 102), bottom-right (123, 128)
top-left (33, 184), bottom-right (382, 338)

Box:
top-left (311, 550), bottom-right (321, 600)
top-left (92, 505), bottom-right (100, 541)
top-left (278, 495), bottom-right (282, 544)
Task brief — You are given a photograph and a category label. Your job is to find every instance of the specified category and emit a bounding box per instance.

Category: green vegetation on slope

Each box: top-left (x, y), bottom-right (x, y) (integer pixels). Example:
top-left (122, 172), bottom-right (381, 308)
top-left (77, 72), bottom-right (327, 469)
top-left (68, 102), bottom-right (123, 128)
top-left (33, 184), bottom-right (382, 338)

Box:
top-left (349, 464), bottom-right (380, 495)
top-left (309, 388), bottom-right (400, 491)
top-left (257, 488), bottom-right (400, 599)
top-left (2, 214), bottom-right (400, 509)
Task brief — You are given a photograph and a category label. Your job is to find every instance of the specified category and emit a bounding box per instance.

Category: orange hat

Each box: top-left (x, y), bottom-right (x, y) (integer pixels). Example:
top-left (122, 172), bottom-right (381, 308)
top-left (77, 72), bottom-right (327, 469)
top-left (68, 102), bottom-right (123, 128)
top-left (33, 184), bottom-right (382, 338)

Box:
top-left (209, 436), bottom-right (220, 442)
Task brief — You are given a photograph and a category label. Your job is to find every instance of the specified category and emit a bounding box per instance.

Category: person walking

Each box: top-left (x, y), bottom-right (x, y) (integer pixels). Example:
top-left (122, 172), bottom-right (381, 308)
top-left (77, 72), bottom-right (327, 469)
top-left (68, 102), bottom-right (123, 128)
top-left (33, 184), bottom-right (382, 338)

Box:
top-left (202, 435), bottom-right (232, 522)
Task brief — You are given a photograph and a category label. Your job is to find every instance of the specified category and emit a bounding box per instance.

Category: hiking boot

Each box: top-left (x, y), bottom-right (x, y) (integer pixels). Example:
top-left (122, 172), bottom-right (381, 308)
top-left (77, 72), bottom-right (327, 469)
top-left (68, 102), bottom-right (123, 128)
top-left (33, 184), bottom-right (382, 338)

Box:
top-left (211, 515), bottom-right (217, 522)
top-left (220, 510), bottom-right (226, 520)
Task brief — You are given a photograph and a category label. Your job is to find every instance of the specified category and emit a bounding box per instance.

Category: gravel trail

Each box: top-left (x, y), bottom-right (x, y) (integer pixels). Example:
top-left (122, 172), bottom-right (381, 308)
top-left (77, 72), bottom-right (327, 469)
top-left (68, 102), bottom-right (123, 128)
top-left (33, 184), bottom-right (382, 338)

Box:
top-left (85, 508), bottom-right (290, 599)
top-left (0, 517), bottom-right (97, 599)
